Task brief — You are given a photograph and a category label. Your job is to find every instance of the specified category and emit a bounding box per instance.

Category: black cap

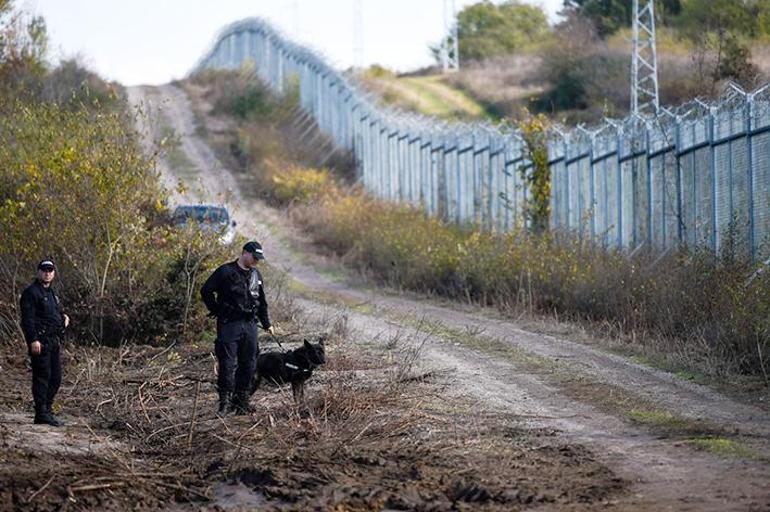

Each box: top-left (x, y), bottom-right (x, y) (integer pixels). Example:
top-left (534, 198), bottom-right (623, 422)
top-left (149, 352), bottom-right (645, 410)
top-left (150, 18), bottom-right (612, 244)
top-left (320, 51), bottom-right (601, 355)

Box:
top-left (243, 241), bottom-right (265, 260)
top-left (38, 259), bottom-right (56, 271)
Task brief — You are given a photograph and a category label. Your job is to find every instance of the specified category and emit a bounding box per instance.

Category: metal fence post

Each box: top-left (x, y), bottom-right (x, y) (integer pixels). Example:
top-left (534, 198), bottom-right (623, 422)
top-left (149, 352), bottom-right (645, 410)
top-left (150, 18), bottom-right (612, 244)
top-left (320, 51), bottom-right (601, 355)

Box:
top-left (747, 93), bottom-right (756, 260)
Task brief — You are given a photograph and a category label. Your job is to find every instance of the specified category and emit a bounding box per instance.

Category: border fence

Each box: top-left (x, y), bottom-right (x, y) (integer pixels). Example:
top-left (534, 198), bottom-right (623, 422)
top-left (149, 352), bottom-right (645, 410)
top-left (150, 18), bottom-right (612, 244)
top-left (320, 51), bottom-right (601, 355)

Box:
top-left (192, 18), bottom-right (770, 260)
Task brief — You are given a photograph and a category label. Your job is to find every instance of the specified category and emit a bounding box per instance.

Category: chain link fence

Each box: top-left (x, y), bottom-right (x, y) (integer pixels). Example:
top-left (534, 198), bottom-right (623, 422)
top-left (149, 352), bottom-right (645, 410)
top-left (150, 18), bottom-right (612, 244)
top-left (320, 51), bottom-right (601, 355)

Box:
top-left (192, 18), bottom-right (770, 260)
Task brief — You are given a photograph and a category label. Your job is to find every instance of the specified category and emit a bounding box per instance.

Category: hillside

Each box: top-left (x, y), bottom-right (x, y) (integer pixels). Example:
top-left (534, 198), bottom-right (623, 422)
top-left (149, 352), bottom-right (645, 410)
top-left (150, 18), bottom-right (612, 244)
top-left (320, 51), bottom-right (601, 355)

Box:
top-left (356, 69), bottom-right (492, 121)
top-left (360, 24), bottom-right (770, 126)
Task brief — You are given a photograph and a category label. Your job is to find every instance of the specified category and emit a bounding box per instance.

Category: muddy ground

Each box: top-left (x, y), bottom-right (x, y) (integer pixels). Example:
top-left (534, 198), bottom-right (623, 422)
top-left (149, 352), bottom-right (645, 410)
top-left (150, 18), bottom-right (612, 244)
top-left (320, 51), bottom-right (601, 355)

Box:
top-left (0, 328), bottom-right (626, 511)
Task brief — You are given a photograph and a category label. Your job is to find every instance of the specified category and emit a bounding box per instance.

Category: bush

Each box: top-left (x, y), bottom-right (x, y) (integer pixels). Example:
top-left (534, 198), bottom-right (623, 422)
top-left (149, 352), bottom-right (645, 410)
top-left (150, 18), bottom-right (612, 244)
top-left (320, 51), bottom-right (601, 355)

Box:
top-left (0, 1), bottom-right (47, 99)
top-left (362, 64), bottom-right (395, 79)
top-left (287, 172), bottom-right (770, 378)
top-left (41, 58), bottom-right (122, 111)
top-left (194, 67), bottom-right (296, 123)
top-left (0, 98), bottom-right (231, 346)
top-left (185, 69), bottom-right (356, 193)
top-left (268, 161), bottom-right (336, 205)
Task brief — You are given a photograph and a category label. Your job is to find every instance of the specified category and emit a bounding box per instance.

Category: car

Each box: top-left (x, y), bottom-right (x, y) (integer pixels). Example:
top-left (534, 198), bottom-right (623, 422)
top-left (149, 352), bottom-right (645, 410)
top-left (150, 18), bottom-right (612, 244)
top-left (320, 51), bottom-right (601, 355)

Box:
top-left (171, 204), bottom-right (237, 245)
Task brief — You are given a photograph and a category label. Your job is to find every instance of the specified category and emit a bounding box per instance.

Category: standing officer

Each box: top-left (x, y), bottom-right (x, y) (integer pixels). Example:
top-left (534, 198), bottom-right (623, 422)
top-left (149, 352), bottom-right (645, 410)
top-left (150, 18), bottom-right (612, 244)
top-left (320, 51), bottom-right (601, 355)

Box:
top-left (20, 259), bottom-right (70, 426)
top-left (201, 241), bottom-right (274, 414)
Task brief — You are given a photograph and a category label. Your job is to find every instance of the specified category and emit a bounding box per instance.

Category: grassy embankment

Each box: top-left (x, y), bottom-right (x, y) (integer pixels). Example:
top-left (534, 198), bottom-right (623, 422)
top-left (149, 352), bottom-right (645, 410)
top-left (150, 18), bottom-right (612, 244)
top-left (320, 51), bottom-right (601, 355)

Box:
top-left (356, 66), bottom-right (490, 121)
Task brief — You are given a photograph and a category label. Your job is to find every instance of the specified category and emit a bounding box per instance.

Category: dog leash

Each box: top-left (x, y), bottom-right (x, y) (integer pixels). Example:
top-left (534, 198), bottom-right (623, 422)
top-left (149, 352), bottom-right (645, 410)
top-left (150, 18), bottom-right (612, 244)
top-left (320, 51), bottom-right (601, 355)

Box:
top-left (267, 331), bottom-right (287, 353)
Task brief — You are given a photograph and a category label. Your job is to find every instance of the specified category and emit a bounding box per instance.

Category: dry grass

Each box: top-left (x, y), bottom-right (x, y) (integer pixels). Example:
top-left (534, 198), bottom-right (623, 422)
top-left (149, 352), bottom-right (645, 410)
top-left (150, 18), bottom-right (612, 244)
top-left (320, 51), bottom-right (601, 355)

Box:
top-left (0, 295), bottom-right (627, 510)
top-left (356, 71), bottom-right (489, 121)
top-left (445, 54), bottom-right (545, 120)
top-left (288, 188), bottom-right (770, 381)
top-left (183, 69), bottom-right (356, 200)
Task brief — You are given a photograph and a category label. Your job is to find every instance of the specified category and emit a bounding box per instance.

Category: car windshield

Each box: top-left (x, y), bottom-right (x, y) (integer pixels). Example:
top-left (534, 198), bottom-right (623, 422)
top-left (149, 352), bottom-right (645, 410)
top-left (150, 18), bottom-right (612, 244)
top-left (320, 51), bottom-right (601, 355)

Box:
top-left (172, 206), bottom-right (229, 225)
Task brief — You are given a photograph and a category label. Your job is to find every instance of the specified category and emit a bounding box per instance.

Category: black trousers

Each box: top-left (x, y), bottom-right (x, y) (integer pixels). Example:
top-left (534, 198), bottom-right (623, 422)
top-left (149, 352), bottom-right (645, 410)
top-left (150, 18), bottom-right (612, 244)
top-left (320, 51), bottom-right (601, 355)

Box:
top-left (215, 319), bottom-right (259, 395)
top-left (30, 337), bottom-right (61, 408)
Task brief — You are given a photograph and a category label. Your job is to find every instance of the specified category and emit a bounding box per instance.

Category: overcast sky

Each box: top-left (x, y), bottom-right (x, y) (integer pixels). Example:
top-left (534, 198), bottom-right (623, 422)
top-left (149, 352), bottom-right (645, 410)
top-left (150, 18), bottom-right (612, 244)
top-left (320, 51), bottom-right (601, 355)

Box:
top-left (24, 0), bottom-right (563, 86)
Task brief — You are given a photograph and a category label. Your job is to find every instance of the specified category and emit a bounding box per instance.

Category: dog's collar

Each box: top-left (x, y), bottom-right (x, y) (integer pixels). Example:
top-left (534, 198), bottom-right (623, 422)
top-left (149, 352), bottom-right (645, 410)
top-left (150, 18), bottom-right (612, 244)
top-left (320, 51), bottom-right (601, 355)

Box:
top-left (285, 362), bottom-right (311, 373)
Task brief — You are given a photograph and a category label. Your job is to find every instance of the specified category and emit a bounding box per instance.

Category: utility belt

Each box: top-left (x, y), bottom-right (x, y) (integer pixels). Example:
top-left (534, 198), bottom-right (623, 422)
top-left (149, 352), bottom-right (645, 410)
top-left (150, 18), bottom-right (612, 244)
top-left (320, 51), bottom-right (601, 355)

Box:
top-left (218, 314), bottom-right (256, 324)
top-left (217, 302), bottom-right (256, 323)
top-left (37, 325), bottom-right (65, 339)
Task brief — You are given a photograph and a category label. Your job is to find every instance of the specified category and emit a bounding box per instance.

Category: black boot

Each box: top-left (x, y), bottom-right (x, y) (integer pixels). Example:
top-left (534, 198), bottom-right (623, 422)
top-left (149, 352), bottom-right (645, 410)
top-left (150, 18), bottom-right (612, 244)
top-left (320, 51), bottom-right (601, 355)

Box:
top-left (218, 391), bottom-right (232, 414)
top-left (46, 402), bottom-right (64, 426)
top-left (230, 393), bottom-right (255, 415)
top-left (33, 403), bottom-right (60, 427)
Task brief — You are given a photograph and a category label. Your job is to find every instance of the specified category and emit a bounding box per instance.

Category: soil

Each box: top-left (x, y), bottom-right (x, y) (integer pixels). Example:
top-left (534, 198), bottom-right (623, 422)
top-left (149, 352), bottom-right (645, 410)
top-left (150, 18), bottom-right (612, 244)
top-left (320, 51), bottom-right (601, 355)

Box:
top-left (1, 83), bottom-right (767, 511)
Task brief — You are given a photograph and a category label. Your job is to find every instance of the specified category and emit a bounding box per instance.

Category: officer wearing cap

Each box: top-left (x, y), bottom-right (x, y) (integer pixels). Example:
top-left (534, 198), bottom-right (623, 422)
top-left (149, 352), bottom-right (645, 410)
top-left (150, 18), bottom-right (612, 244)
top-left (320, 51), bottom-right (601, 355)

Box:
top-left (19, 259), bottom-right (70, 426)
top-left (201, 241), bottom-right (274, 414)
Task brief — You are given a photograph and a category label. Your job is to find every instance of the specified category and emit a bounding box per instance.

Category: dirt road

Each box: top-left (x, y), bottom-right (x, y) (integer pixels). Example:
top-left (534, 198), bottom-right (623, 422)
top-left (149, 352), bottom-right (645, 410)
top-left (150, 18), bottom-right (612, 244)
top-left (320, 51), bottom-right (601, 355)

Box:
top-left (126, 83), bottom-right (770, 511)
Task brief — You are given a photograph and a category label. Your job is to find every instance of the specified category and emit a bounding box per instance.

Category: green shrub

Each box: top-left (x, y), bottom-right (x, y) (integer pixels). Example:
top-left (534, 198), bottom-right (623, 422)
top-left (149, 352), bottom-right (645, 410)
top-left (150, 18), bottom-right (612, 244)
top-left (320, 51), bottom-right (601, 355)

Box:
top-left (362, 64), bottom-right (395, 79)
top-left (290, 180), bottom-right (770, 378)
top-left (269, 161), bottom-right (335, 205)
top-left (193, 68), bottom-right (296, 122)
top-left (0, 98), bottom-right (231, 346)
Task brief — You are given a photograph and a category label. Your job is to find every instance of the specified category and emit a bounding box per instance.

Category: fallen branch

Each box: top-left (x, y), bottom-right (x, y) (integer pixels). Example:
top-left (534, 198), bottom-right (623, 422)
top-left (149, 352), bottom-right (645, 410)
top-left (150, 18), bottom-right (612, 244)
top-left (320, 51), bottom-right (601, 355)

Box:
top-left (138, 382), bottom-right (152, 424)
top-left (211, 433), bottom-right (257, 453)
top-left (26, 475), bottom-right (54, 503)
top-left (187, 381), bottom-right (201, 449)
top-left (154, 481), bottom-right (210, 501)
top-left (68, 481), bottom-right (126, 493)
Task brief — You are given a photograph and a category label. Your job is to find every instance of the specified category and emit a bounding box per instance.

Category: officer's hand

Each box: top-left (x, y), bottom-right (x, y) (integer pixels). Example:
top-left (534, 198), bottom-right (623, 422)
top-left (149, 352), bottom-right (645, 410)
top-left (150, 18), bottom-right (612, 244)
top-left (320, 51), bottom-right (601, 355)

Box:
top-left (267, 326), bottom-right (275, 336)
top-left (63, 314), bottom-right (70, 328)
top-left (30, 341), bottom-right (41, 355)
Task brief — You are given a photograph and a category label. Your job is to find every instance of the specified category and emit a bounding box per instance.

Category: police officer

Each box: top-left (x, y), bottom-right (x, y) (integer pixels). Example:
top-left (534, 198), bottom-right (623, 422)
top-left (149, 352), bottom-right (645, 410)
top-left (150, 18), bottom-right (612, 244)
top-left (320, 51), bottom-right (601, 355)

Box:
top-left (20, 259), bottom-right (70, 426)
top-left (201, 241), bottom-right (274, 414)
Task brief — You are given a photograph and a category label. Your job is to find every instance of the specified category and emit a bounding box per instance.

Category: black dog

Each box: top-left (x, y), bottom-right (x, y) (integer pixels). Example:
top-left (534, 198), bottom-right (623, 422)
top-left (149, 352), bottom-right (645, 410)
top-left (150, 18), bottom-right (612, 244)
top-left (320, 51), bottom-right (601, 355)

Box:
top-left (250, 338), bottom-right (326, 404)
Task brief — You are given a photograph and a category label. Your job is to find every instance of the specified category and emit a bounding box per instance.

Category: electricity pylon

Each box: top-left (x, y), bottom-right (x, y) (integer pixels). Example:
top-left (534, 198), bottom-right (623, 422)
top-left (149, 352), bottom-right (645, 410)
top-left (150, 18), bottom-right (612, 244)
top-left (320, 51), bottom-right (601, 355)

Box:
top-left (441, 0), bottom-right (459, 73)
top-left (353, 0), bottom-right (364, 69)
top-left (631, 0), bottom-right (659, 117)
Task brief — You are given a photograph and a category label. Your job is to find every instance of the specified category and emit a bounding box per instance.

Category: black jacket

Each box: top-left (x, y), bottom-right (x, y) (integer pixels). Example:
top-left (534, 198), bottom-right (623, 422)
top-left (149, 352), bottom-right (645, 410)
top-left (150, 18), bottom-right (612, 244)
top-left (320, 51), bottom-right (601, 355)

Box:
top-left (20, 279), bottom-right (65, 345)
top-left (200, 261), bottom-right (271, 329)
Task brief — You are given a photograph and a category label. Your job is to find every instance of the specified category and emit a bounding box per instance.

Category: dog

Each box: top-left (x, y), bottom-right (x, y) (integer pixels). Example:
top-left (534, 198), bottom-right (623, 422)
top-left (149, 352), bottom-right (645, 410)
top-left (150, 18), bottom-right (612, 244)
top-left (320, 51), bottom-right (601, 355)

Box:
top-left (250, 337), bottom-right (326, 404)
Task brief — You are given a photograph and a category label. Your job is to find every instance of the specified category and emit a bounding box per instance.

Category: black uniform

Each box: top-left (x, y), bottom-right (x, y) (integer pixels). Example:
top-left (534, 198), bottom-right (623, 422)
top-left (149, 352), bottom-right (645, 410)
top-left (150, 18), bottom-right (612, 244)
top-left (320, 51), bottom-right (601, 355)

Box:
top-left (201, 261), bottom-right (271, 405)
top-left (20, 279), bottom-right (65, 413)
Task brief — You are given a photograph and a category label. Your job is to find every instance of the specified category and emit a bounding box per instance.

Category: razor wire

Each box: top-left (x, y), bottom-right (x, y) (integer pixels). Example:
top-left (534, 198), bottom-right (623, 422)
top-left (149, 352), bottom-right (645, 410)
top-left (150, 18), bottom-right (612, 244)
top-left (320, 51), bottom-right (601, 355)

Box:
top-left (191, 18), bottom-right (770, 260)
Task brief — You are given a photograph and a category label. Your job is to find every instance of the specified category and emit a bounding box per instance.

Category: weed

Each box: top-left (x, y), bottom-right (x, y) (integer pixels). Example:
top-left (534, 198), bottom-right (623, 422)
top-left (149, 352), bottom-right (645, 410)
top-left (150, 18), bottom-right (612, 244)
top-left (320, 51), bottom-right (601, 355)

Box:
top-left (686, 437), bottom-right (756, 458)
top-left (627, 409), bottom-right (705, 433)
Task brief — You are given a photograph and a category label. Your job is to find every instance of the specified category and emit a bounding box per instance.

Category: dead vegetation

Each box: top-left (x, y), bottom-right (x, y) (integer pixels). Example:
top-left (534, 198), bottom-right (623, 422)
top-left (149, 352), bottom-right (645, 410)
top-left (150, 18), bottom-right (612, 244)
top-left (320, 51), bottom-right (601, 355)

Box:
top-left (179, 69), bottom-right (356, 198)
top-left (0, 301), bottom-right (627, 511)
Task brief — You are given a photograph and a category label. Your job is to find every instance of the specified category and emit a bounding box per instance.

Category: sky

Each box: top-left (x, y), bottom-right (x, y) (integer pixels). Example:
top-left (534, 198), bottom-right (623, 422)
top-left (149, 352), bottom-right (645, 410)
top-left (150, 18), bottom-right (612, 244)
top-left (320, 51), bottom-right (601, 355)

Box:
top-left (24, 0), bottom-right (564, 86)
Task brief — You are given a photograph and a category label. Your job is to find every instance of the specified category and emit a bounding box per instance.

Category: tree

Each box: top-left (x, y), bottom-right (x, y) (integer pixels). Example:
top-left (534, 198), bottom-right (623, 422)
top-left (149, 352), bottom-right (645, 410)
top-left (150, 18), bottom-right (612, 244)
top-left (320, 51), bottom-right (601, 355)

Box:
top-left (535, 11), bottom-right (601, 113)
top-left (434, 1), bottom-right (551, 63)
top-left (677, 0), bottom-right (753, 37)
top-left (562, 0), bottom-right (682, 37)
top-left (0, 0), bottom-right (48, 96)
top-left (677, 0), bottom-right (759, 90)
top-left (754, 0), bottom-right (770, 37)
top-left (562, 0), bottom-right (631, 37)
